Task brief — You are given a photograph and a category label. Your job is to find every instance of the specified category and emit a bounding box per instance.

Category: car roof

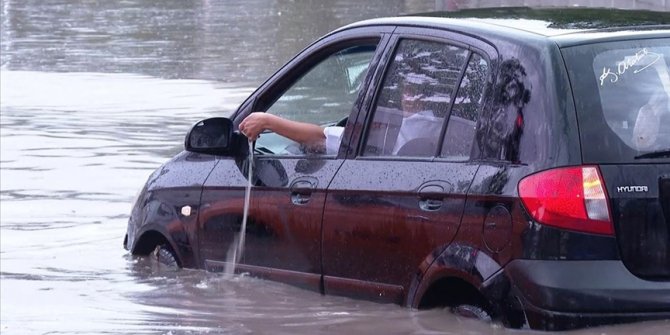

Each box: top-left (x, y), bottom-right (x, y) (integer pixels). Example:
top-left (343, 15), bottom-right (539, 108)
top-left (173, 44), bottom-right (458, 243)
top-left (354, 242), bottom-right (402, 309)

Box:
top-left (340, 7), bottom-right (670, 47)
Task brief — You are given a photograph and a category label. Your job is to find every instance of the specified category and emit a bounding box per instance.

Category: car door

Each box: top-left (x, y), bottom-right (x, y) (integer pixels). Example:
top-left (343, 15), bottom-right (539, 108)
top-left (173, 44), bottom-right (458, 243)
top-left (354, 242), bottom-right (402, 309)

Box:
top-left (322, 28), bottom-right (494, 303)
top-left (196, 27), bottom-right (393, 291)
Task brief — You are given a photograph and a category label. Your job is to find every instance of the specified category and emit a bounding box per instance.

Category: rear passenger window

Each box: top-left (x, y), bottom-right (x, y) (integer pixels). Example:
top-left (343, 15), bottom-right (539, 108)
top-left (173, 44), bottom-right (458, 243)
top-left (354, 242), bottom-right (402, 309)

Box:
top-left (363, 39), bottom-right (468, 157)
top-left (441, 53), bottom-right (488, 160)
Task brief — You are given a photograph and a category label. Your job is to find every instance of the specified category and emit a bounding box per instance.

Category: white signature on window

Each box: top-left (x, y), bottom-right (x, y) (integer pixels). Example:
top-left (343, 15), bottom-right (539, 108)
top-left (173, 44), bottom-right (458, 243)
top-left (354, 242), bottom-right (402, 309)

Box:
top-left (599, 48), bottom-right (662, 86)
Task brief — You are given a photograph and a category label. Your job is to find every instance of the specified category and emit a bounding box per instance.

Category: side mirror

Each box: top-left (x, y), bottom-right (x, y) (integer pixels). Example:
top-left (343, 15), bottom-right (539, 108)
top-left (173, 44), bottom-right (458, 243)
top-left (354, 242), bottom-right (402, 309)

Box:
top-left (184, 117), bottom-right (247, 156)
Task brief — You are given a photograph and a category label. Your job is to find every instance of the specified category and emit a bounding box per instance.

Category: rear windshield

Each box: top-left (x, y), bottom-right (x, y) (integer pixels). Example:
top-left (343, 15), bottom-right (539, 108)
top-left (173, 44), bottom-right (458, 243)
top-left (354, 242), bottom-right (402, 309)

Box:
top-left (562, 38), bottom-right (670, 163)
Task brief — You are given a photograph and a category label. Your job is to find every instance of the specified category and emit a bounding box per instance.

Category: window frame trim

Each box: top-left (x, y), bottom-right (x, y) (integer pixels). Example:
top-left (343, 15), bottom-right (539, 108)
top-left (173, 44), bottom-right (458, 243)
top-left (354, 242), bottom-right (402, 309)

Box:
top-left (230, 26), bottom-right (395, 159)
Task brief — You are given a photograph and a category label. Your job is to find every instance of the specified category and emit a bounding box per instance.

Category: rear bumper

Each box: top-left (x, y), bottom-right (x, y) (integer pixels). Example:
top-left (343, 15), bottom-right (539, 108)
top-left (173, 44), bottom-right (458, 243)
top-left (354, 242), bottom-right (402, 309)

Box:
top-left (504, 259), bottom-right (670, 330)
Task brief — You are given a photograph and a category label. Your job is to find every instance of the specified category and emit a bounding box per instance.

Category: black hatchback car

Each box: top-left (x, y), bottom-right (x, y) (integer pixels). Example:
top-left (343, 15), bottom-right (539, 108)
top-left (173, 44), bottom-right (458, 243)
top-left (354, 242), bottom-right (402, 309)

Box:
top-left (125, 7), bottom-right (670, 330)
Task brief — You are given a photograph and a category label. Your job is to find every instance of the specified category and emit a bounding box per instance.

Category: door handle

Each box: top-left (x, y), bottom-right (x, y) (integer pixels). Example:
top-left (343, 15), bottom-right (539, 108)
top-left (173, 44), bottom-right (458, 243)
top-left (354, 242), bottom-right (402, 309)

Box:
top-left (289, 177), bottom-right (318, 205)
top-left (290, 179), bottom-right (316, 191)
top-left (417, 180), bottom-right (450, 212)
top-left (419, 198), bottom-right (443, 211)
top-left (291, 192), bottom-right (311, 205)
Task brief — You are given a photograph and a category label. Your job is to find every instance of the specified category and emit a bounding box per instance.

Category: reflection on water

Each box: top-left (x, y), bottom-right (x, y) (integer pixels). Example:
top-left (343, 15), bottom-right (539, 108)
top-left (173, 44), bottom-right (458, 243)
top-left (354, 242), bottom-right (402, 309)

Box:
top-left (1, 0), bottom-right (432, 83)
top-left (1, 0), bottom-right (669, 334)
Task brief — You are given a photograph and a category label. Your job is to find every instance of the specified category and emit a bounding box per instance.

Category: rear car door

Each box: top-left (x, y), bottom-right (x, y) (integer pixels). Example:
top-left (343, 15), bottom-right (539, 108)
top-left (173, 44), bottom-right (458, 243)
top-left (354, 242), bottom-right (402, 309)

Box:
top-left (196, 27), bottom-right (392, 290)
top-left (322, 28), bottom-right (494, 303)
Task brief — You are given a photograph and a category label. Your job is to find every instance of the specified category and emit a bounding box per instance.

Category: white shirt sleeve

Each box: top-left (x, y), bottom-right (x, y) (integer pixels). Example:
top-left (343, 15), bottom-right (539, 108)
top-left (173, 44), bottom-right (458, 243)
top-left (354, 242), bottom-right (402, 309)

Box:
top-left (323, 126), bottom-right (344, 155)
top-left (393, 111), bottom-right (442, 154)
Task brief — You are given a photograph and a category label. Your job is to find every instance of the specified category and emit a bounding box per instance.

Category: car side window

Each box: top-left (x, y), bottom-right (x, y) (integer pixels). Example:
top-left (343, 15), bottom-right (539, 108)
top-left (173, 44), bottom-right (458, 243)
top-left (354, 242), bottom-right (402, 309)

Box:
top-left (440, 53), bottom-right (488, 160)
top-left (255, 44), bottom-right (377, 156)
top-left (362, 39), bottom-right (468, 157)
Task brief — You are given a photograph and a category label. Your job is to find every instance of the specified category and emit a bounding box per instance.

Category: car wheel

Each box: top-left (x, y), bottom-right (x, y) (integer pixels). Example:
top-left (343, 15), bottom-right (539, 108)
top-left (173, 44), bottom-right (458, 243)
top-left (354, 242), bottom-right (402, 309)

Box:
top-left (153, 244), bottom-right (179, 268)
top-left (451, 304), bottom-right (492, 322)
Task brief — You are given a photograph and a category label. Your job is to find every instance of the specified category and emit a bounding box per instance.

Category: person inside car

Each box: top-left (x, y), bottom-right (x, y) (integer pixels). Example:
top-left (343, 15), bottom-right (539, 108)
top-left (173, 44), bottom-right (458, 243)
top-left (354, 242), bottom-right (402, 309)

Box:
top-left (631, 60), bottom-right (670, 151)
top-left (239, 78), bottom-right (442, 155)
top-left (632, 90), bottom-right (669, 150)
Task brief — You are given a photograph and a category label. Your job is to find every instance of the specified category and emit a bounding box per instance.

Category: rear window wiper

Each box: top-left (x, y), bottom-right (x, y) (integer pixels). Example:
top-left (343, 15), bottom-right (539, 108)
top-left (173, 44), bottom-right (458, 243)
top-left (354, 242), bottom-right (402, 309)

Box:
top-left (634, 149), bottom-right (670, 159)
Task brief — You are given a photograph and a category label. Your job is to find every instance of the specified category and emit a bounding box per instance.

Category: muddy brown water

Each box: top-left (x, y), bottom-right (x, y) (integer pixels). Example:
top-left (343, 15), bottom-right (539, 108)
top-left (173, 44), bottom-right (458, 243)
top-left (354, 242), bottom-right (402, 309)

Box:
top-left (1, 0), bottom-right (669, 333)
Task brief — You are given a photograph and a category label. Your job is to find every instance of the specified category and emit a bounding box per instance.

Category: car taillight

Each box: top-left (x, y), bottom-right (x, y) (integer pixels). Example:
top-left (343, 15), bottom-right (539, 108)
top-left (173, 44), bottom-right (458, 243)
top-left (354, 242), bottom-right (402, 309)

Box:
top-left (518, 166), bottom-right (613, 235)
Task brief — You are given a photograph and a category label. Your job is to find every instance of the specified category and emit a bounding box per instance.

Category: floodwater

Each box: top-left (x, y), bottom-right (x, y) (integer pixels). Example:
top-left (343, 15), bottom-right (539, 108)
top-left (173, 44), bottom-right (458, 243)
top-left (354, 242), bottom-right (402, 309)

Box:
top-left (1, 0), bottom-right (668, 334)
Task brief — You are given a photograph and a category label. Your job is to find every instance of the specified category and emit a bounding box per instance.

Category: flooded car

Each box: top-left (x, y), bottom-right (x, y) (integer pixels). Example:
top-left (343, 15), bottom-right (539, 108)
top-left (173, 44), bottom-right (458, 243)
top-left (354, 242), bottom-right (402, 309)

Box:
top-left (124, 7), bottom-right (670, 330)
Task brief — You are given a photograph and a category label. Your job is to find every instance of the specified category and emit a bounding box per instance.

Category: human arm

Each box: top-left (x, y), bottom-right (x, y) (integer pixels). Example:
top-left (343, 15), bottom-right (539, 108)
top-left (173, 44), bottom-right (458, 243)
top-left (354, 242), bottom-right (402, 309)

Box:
top-left (239, 112), bottom-right (326, 145)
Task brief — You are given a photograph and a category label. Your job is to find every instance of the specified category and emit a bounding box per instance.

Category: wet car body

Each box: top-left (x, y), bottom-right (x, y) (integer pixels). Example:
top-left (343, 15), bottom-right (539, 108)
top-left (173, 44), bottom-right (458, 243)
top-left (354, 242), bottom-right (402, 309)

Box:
top-left (125, 7), bottom-right (670, 330)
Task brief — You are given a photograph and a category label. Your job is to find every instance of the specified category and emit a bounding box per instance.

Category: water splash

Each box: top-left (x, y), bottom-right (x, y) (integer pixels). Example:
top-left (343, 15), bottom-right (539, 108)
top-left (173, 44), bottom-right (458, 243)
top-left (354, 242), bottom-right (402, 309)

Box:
top-left (224, 139), bottom-right (254, 277)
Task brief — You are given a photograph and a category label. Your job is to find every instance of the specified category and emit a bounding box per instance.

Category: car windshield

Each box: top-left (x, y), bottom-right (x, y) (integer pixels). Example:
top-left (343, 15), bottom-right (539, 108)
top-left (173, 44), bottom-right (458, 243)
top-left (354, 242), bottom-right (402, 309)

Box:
top-left (562, 38), bottom-right (670, 163)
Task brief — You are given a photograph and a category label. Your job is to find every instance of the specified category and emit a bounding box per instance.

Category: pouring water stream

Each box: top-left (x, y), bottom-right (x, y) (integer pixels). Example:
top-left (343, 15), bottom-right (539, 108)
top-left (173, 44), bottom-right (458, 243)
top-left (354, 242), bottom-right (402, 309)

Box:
top-left (224, 139), bottom-right (254, 277)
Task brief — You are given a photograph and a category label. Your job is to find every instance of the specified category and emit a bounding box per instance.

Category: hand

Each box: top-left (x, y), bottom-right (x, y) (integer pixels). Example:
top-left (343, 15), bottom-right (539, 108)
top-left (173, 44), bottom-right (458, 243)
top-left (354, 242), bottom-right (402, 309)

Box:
top-left (239, 112), bottom-right (268, 140)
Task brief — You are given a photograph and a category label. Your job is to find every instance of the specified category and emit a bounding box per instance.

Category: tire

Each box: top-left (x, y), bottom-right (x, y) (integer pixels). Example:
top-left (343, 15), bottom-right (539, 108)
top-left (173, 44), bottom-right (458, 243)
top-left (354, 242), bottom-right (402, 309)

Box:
top-left (451, 304), bottom-right (492, 322)
top-left (153, 244), bottom-right (179, 268)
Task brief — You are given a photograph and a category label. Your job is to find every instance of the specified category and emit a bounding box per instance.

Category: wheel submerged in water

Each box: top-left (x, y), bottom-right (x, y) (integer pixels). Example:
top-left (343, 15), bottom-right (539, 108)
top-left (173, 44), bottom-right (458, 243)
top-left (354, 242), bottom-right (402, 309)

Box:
top-left (451, 304), bottom-right (492, 322)
top-left (153, 244), bottom-right (179, 268)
